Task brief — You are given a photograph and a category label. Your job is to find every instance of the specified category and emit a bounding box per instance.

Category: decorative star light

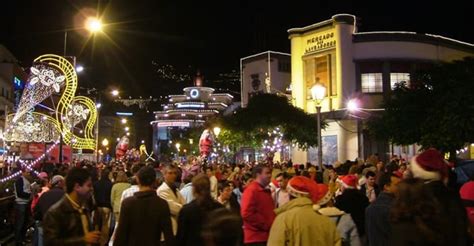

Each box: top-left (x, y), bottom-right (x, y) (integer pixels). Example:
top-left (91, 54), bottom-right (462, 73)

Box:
top-left (29, 67), bottom-right (65, 93)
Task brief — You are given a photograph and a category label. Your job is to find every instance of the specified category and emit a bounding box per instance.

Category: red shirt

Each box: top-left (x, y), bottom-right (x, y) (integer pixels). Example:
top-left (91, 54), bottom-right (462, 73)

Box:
top-left (240, 181), bottom-right (275, 243)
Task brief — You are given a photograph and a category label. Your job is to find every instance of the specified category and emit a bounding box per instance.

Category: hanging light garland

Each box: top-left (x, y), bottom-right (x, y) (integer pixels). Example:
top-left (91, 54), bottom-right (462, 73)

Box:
top-left (0, 140), bottom-right (60, 183)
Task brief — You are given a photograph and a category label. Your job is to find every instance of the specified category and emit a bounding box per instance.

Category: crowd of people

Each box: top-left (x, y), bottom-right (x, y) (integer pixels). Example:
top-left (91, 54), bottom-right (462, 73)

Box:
top-left (9, 148), bottom-right (474, 245)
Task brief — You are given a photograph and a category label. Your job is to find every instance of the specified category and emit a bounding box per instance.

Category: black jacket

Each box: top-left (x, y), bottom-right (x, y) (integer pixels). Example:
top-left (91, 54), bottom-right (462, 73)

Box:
top-left (114, 190), bottom-right (174, 246)
top-left (366, 192), bottom-right (394, 246)
top-left (176, 198), bottom-right (222, 246)
top-left (360, 184), bottom-right (381, 199)
top-left (335, 188), bottom-right (370, 237)
top-left (43, 196), bottom-right (92, 246)
top-left (33, 187), bottom-right (65, 221)
top-left (93, 178), bottom-right (112, 208)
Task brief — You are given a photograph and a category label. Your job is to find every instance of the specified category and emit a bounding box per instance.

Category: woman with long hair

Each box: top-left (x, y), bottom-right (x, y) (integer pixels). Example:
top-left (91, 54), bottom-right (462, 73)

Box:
top-left (176, 173), bottom-right (222, 246)
top-left (390, 178), bottom-right (446, 245)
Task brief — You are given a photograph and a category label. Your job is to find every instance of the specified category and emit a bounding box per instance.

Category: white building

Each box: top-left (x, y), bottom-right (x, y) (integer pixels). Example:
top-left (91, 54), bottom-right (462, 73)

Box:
top-left (288, 14), bottom-right (474, 165)
top-left (240, 51), bottom-right (291, 108)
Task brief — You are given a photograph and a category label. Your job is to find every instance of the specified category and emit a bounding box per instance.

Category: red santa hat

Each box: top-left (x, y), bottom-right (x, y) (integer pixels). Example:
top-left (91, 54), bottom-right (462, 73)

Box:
top-left (287, 176), bottom-right (320, 203)
top-left (410, 148), bottom-right (448, 181)
top-left (338, 175), bottom-right (358, 189)
top-left (316, 184), bottom-right (332, 206)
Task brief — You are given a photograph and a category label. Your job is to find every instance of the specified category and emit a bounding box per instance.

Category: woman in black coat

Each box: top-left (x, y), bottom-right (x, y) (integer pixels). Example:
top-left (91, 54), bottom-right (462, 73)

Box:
top-left (176, 173), bottom-right (222, 246)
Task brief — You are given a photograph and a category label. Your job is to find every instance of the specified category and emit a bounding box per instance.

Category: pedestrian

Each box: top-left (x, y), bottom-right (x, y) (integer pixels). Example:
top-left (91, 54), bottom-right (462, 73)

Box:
top-left (360, 171), bottom-right (380, 203)
top-left (391, 148), bottom-right (470, 245)
top-left (317, 183), bottom-right (360, 246)
top-left (179, 173), bottom-right (194, 204)
top-left (217, 180), bottom-right (240, 213)
top-left (33, 175), bottom-right (65, 246)
top-left (43, 167), bottom-right (101, 245)
top-left (110, 171), bottom-right (131, 226)
top-left (241, 164), bottom-right (275, 246)
top-left (273, 172), bottom-right (290, 208)
top-left (268, 176), bottom-right (341, 246)
top-left (202, 208), bottom-right (243, 246)
top-left (460, 175), bottom-right (474, 238)
top-left (157, 164), bottom-right (186, 237)
top-left (94, 168), bottom-right (113, 245)
top-left (335, 174), bottom-right (369, 238)
top-left (205, 167), bottom-right (218, 199)
top-left (113, 166), bottom-right (174, 246)
top-left (365, 172), bottom-right (401, 246)
top-left (176, 173), bottom-right (222, 246)
top-left (14, 168), bottom-right (32, 246)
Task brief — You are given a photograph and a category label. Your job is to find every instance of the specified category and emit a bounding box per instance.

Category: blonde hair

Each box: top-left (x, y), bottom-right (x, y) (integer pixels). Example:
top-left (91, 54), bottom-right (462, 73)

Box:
top-left (115, 171), bottom-right (129, 183)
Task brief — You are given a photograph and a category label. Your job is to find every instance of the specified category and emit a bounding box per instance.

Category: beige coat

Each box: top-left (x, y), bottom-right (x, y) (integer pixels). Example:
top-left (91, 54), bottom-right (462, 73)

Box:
top-left (157, 182), bottom-right (186, 236)
top-left (268, 197), bottom-right (341, 246)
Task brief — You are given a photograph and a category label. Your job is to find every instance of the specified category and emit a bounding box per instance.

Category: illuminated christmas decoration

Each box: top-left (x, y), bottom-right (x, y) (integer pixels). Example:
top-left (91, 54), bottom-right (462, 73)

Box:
top-left (6, 54), bottom-right (97, 150)
top-left (262, 127), bottom-right (284, 153)
top-left (0, 141), bottom-right (59, 183)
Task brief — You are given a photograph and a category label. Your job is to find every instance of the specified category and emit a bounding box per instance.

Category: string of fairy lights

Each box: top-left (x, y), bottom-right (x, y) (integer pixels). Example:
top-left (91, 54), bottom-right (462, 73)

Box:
top-left (0, 140), bottom-right (60, 183)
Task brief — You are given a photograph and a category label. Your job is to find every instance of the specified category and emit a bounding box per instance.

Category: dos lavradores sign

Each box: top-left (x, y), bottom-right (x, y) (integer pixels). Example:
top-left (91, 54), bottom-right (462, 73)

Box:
top-left (305, 30), bottom-right (336, 54)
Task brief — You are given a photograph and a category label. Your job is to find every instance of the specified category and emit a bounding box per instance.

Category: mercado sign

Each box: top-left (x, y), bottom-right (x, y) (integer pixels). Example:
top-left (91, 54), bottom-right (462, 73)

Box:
top-left (305, 30), bottom-right (336, 54)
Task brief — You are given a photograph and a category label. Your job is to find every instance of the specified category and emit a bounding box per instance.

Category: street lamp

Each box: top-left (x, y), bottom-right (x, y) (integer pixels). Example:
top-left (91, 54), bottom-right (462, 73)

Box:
top-left (111, 89), bottom-right (119, 97)
top-left (124, 126), bottom-right (130, 132)
top-left (213, 127), bottom-right (221, 138)
top-left (121, 118), bottom-right (127, 124)
top-left (102, 138), bottom-right (109, 147)
top-left (85, 17), bottom-right (103, 33)
top-left (311, 83), bottom-right (326, 170)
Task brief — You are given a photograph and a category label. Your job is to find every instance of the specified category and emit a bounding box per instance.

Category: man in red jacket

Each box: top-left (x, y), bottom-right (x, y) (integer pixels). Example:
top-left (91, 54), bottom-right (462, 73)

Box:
top-left (241, 164), bottom-right (275, 246)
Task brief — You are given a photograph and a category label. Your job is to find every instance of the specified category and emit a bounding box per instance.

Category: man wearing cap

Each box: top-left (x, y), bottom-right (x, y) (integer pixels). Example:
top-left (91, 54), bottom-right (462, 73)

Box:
top-left (268, 176), bottom-right (341, 246)
top-left (335, 174), bottom-right (369, 238)
top-left (33, 175), bottom-right (65, 246)
top-left (407, 148), bottom-right (469, 245)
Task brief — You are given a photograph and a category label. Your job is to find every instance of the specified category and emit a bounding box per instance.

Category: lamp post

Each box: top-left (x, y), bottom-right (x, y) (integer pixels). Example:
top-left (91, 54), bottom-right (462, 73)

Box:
top-left (213, 127), bottom-right (221, 138)
top-left (311, 83), bottom-right (326, 170)
top-left (61, 16), bottom-right (103, 164)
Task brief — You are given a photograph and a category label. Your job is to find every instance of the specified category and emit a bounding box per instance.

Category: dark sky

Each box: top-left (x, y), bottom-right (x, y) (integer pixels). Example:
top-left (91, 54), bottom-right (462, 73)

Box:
top-left (1, 0), bottom-right (473, 97)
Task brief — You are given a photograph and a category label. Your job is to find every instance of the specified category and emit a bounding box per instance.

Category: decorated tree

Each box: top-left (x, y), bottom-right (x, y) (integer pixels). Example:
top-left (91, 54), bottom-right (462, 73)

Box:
top-left (215, 94), bottom-right (321, 157)
top-left (367, 57), bottom-right (474, 159)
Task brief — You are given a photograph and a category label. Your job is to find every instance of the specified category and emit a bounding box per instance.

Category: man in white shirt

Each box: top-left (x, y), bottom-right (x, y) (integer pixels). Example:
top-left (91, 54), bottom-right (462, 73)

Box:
top-left (273, 172), bottom-right (290, 208)
top-left (157, 164), bottom-right (185, 236)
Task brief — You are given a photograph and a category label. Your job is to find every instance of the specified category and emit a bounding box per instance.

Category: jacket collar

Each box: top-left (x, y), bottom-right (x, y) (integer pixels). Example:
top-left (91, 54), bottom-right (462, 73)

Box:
top-left (275, 197), bottom-right (313, 215)
top-left (134, 190), bottom-right (156, 198)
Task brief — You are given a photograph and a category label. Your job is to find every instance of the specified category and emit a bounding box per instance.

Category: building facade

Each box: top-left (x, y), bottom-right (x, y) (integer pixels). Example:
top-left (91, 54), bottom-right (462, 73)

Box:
top-left (240, 51), bottom-right (291, 108)
top-left (288, 14), bottom-right (474, 165)
top-left (151, 74), bottom-right (233, 154)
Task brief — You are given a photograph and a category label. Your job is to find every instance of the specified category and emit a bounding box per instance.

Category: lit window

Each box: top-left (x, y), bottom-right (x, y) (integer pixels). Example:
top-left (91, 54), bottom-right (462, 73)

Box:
top-left (390, 73), bottom-right (410, 90)
top-left (361, 73), bottom-right (383, 93)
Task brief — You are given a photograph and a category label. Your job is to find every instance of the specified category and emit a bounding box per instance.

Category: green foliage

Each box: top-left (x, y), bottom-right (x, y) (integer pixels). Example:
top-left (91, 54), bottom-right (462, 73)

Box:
top-left (217, 94), bottom-right (321, 149)
top-left (368, 57), bottom-right (474, 154)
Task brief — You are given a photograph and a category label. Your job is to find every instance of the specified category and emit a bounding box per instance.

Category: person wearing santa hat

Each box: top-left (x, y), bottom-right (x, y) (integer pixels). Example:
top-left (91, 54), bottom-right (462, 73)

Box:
top-left (334, 174), bottom-right (369, 239)
top-left (460, 176), bottom-right (474, 239)
top-left (401, 148), bottom-right (469, 245)
top-left (268, 176), bottom-right (341, 246)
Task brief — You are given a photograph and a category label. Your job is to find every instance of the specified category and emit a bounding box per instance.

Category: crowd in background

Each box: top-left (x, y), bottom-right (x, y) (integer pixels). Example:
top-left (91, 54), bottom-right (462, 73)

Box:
top-left (8, 148), bottom-right (474, 245)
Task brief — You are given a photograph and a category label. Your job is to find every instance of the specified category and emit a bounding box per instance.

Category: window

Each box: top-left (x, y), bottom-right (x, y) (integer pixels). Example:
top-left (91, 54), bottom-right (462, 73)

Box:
top-left (278, 60), bottom-right (290, 72)
top-left (390, 73), bottom-right (410, 89)
top-left (304, 55), bottom-right (331, 97)
top-left (361, 73), bottom-right (383, 93)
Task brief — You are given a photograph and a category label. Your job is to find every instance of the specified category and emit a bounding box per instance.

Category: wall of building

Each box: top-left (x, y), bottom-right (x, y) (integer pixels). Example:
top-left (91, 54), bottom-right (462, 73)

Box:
top-left (240, 51), bottom-right (291, 108)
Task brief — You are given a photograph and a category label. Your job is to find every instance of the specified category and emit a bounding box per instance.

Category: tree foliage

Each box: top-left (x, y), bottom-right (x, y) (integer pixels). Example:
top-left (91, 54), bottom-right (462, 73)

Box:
top-left (216, 94), bottom-right (322, 149)
top-left (368, 57), bottom-right (474, 155)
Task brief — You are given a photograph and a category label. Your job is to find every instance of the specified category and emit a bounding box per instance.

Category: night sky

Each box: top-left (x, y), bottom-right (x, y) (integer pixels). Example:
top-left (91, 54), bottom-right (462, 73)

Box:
top-left (1, 0), bottom-right (473, 98)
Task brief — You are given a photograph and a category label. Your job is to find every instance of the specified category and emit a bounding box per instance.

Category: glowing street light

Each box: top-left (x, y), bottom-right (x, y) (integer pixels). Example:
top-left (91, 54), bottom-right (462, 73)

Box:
top-left (175, 143), bottom-right (181, 151)
top-left (76, 65), bottom-right (84, 73)
top-left (213, 127), bottom-right (221, 138)
top-left (347, 99), bottom-right (359, 112)
top-left (124, 126), bottom-right (130, 132)
top-left (126, 132), bottom-right (130, 136)
top-left (121, 118), bottom-right (127, 124)
top-left (102, 138), bottom-right (109, 147)
top-left (85, 17), bottom-right (103, 33)
top-left (111, 89), bottom-right (119, 97)
top-left (96, 103), bottom-right (102, 109)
